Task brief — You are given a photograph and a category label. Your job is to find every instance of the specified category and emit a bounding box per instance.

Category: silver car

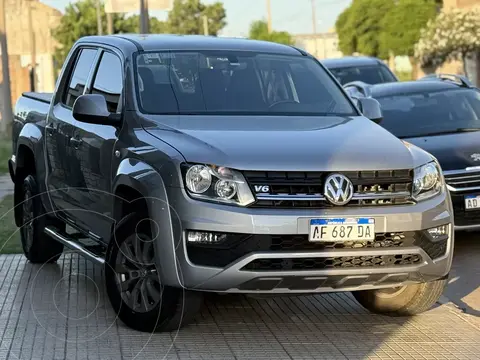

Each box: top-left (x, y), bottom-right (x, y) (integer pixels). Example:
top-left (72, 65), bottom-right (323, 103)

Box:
top-left (12, 35), bottom-right (454, 332)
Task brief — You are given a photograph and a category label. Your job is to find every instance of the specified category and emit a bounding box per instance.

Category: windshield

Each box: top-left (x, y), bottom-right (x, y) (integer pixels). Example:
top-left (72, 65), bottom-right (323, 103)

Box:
top-left (134, 51), bottom-right (355, 116)
top-left (329, 65), bottom-right (397, 85)
top-left (376, 89), bottom-right (480, 138)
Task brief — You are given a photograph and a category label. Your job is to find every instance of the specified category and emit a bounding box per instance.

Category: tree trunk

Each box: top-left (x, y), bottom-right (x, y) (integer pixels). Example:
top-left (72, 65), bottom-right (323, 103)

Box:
top-left (463, 52), bottom-right (480, 87)
top-left (409, 56), bottom-right (418, 80)
top-left (420, 64), bottom-right (437, 76)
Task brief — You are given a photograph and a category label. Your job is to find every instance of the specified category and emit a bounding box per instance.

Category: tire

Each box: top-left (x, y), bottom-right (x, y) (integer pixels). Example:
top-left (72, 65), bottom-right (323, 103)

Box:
top-left (352, 278), bottom-right (447, 316)
top-left (20, 175), bottom-right (64, 263)
top-left (105, 210), bottom-right (204, 333)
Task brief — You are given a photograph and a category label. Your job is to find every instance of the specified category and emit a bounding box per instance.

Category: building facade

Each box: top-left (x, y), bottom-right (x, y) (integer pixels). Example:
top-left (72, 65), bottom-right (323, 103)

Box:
top-left (1, 0), bottom-right (61, 106)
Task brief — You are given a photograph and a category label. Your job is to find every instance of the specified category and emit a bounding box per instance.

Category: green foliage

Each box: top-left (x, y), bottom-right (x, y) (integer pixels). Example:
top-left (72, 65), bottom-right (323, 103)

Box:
top-left (336, 0), bottom-right (394, 59)
top-left (167, 0), bottom-right (226, 35)
top-left (53, 0), bottom-right (138, 70)
top-left (335, 6), bottom-right (356, 55)
top-left (121, 15), bottom-right (167, 34)
top-left (248, 20), bottom-right (293, 45)
top-left (395, 70), bottom-right (414, 82)
top-left (381, 0), bottom-right (437, 57)
top-left (415, 8), bottom-right (480, 68)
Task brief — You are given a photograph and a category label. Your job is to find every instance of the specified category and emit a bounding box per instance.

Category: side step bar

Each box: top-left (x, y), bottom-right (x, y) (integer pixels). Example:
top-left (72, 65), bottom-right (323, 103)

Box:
top-left (44, 226), bottom-right (105, 265)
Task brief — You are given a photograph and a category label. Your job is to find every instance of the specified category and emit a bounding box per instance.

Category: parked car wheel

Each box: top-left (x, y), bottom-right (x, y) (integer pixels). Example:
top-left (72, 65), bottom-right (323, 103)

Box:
top-left (352, 278), bottom-right (447, 316)
top-left (20, 175), bottom-right (64, 263)
top-left (105, 210), bottom-right (204, 332)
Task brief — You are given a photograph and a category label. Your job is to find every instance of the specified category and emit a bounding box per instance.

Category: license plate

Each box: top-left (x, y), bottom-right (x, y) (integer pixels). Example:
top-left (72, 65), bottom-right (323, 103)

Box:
top-left (465, 195), bottom-right (480, 210)
top-left (309, 218), bottom-right (375, 242)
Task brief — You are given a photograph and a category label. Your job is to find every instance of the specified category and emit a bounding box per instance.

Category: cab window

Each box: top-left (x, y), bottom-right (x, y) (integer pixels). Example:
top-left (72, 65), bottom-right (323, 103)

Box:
top-left (63, 48), bottom-right (97, 108)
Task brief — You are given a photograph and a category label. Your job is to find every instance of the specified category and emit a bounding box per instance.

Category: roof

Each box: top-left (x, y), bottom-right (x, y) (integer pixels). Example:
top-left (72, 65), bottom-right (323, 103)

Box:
top-left (369, 80), bottom-right (464, 98)
top-left (321, 56), bottom-right (383, 68)
top-left (89, 34), bottom-right (303, 55)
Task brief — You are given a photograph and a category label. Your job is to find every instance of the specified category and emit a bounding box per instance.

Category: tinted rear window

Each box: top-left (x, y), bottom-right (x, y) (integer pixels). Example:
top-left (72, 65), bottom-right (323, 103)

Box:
top-left (376, 89), bottom-right (480, 138)
top-left (134, 51), bottom-right (355, 116)
top-left (328, 65), bottom-right (397, 85)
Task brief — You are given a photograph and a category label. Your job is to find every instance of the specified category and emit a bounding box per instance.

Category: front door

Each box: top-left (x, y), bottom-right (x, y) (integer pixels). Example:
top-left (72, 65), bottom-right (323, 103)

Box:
top-left (67, 50), bottom-right (124, 241)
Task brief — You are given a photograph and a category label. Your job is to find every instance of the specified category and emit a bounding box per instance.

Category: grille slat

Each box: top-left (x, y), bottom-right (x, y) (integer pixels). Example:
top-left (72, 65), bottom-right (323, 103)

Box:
top-left (246, 170), bottom-right (413, 209)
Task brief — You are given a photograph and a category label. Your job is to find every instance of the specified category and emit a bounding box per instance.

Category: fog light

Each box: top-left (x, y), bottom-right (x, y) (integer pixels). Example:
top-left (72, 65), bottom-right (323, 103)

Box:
top-left (427, 224), bottom-right (449, 241)
top-left (187, 231), bottom-right (227, 244)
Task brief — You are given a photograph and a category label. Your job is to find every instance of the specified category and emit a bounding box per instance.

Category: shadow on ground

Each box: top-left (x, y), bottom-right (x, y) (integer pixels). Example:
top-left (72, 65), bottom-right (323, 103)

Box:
top-left (443, 231), bottom-right (480, 317)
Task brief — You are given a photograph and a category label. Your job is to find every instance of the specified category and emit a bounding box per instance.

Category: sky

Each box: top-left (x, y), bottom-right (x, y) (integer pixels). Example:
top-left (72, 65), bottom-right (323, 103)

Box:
top-left (39, 0), bottom-right (352, 37)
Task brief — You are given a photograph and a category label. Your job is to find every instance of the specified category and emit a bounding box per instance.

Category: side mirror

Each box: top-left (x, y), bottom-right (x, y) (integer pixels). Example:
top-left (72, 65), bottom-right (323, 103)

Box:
top-left (72, 94), bottom-right (121, 126)
top-left (356, 97), bottom-right (383, 124)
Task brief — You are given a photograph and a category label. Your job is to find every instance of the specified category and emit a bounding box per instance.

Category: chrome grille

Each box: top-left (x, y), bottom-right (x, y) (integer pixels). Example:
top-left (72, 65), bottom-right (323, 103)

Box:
top-left (245, 170), bottom-right (414, 208)
top-left (444, 169), bottom-right (480, 192)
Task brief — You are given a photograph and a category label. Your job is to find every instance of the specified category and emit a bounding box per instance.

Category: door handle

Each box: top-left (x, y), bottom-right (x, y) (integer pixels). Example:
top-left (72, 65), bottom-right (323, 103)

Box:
top-left (70, 137), bottom-right (83, 148)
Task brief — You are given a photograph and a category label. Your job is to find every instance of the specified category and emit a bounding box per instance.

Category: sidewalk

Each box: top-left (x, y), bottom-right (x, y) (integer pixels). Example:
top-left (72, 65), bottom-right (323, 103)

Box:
top-left (0, 250), bottom-right (479, 360)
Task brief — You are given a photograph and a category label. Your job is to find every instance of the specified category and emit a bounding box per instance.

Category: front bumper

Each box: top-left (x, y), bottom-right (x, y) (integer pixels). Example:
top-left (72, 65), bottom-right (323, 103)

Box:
top-left (161, 186), bottom-right (453, 293)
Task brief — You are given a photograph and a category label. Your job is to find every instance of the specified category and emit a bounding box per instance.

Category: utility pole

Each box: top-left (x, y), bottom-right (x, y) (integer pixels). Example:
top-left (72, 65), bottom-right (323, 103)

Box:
top-left (266, 0), bottom-right (272, 33)
top-left (27, 0), bottom-right (36, 91)
top-left (202, 15), bottom-right (209, 36)
top-left (311, 0), bottom-right (318, 58)
top-left (0, 0), bottom-right (13, 133)
top-left (96, 0), bottom-right (103, 35)
top-left (140, 0), bottom-right (149, 34)
top-left (106, 12), bottom-right (113, 35)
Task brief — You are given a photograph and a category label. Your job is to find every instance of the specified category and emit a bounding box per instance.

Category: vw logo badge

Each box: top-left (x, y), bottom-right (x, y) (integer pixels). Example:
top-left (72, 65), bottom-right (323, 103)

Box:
top-left (324, 174), bottom-right (354, 206)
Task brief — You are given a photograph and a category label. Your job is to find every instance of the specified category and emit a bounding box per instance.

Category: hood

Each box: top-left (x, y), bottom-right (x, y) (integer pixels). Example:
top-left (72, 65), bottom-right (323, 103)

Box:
top-left (404, 131), bottom-right (480, 171)
top-left (143, 115), bottom-right (430, 172)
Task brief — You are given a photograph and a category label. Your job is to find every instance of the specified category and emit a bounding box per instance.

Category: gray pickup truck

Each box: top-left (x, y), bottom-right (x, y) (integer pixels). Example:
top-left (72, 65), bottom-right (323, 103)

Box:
top-left (10, 35), bottom-right (453, 333)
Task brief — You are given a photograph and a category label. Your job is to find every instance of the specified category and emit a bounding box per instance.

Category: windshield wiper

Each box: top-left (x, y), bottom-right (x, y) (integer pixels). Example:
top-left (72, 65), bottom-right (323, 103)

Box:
top-left (399, 128), bottom-right (480, 139)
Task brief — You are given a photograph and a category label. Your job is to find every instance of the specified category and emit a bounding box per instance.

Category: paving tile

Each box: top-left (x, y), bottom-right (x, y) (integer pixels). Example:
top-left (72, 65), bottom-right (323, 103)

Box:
top-left (0, 253), bottom-right (480, 359)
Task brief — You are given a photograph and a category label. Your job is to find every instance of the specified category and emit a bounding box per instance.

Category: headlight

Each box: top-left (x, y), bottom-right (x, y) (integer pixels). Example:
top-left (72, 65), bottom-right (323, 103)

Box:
top-left (412, 161), bottom-right (443, 201)
top-left (183, 164), bottom-right (255, 206)
top-left (185, 165), bottom-right (212, 193)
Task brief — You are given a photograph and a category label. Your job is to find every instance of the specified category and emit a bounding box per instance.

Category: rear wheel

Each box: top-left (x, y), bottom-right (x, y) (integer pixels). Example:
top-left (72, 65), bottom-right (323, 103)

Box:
top-left (105, 210), bottom-right (203, 332)
top-left (20, 175), bottom-right (64, 263)
top-left (352, 278), bottom-right (447, 316)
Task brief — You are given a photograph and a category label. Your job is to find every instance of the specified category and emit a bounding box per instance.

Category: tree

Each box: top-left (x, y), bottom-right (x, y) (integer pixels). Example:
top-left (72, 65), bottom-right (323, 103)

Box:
top-left (335, 6), bottom-right (356, 55)
top-left (381, 0), bottom-right (437, 58)
top-left (336, 0), bottom-right (394, 59)
top-left (248, 20), bottom-right (293, 45)
top-left (167, 0), bottom-right (226, 35)
top-left (53, 0), bottom-right (167, 69)
top-left (121, 15), bottom-right (167, 34)
top-left (415, 7), bottom-right (480, 78)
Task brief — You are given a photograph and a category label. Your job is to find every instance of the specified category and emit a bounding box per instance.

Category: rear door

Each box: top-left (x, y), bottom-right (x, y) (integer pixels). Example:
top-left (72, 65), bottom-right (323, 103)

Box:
top-left (67, 50), bottom-right (124, 241)
top-left (45, 47), bottom-right (99, 221)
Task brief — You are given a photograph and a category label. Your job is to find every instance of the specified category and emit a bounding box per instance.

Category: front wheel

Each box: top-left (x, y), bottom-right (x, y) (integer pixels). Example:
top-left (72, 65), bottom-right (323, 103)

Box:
top-left (352, 278), bottom-right (447, 316)
top-left (105, 211), bottom-right (204, 332)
